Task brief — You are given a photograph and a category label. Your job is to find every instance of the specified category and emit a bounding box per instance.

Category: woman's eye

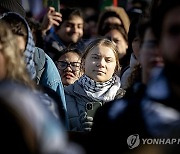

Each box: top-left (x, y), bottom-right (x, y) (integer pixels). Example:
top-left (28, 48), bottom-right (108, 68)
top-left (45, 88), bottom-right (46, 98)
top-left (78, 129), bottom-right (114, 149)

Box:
top-left (60, 63), bottom-right (66, 67)
top-left (106, 59), bottom-right (112, 62)
top-left (114, 39), bottom-right (120, 44)
top-left (105, 58), bottom-right (113, 62)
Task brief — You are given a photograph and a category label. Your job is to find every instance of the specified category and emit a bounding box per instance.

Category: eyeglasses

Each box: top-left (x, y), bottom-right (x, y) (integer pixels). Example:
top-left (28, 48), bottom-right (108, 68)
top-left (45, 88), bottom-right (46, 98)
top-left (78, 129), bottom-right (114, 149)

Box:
top-left (56, 61), bottom-right (81, 71)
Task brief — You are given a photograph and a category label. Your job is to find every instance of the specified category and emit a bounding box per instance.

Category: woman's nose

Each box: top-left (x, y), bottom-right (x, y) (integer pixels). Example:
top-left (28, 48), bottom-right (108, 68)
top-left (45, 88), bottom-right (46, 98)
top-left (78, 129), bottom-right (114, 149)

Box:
top-left (97, 58), bottom-right (106, 67)
top-left (64, 65), bottom-right (73, 71)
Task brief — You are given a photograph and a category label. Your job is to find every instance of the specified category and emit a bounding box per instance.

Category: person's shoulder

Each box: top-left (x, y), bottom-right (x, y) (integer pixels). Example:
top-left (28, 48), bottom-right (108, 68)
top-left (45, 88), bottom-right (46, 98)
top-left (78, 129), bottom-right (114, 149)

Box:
top-left (65, 81), bottom-right (90, 104)
top-left (65, 81), bottom-right (83, 94)
top-left (64, 83), bottom-right (75, 93)
top-left (64, 83), bottom-right (78, 99)
top-left (115, 88), bottom-right (126, 99)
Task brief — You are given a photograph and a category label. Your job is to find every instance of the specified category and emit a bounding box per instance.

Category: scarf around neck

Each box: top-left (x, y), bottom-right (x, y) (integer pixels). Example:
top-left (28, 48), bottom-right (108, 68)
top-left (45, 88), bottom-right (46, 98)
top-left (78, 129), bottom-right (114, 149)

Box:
top-left (78, 74), bottom-right (121, 102)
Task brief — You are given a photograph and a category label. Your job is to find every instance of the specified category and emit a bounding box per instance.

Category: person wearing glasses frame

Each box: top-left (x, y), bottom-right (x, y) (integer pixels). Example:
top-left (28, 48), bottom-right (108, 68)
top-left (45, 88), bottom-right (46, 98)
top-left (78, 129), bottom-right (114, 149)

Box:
top-left (55, 48), bottom-right (83, 86)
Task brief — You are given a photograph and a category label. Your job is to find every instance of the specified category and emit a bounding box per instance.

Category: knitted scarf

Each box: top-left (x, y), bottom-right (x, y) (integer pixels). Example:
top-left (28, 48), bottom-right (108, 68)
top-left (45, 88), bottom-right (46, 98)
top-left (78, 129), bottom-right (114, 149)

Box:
top-left (78, 74), bottom-right (121, 102)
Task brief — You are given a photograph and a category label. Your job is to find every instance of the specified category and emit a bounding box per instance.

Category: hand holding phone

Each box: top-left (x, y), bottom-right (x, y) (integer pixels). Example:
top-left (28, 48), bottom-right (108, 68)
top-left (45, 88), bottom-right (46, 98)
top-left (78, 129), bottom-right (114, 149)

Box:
top-left (86, 102), bottom-right (102, 117)
top-left (48, 0), bottom-right (60, 12)
top-left (42, 1), bottom-right (62, 34)
top-left (79, 112), bottom-right (93, 131)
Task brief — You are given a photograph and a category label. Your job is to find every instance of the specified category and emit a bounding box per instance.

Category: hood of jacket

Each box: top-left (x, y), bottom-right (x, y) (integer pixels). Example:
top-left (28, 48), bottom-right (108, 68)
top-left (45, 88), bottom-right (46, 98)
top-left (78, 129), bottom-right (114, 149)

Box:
top-left (97, 6), bottom-right (130, 35)
top-left (0, 12), bottom-right (36, 79)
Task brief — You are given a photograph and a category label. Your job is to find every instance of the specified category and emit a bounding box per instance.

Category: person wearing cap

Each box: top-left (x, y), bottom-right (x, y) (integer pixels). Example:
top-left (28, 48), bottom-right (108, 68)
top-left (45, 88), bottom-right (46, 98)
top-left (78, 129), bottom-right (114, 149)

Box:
top-left (0, 0), bottom-right (25, 17)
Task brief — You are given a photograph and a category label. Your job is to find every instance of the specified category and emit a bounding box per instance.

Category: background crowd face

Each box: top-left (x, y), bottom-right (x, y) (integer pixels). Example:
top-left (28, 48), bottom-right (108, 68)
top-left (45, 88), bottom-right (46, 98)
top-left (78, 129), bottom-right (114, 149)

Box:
top-left (57, 52), bottom-right (82, 86)
top-left (132, 36), bottom-right (140, 59)
top-left (160, 6), bottom-right (180, 69)
top-left (140, 27), bottom-right (164, 83)
top-left (105, 29), bottom-right (128, 59)
top-left (84, 44), bottom-right (117, 82)
top-left (57, 15), bottom-right (84, 44)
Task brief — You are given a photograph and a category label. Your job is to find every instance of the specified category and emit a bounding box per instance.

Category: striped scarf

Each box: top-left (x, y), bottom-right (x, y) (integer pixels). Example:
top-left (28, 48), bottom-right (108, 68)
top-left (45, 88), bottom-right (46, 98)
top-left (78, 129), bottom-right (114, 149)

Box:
top-left (24, 23), bottom-right (36, 80)
top-left (78, 74), bottom-right (121, 102)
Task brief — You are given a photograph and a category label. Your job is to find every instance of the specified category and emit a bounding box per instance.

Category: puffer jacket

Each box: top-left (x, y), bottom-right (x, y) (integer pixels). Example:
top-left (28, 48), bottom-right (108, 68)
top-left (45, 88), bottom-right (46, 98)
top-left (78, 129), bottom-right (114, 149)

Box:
top-left (65, 80), bottom-right (125, 131)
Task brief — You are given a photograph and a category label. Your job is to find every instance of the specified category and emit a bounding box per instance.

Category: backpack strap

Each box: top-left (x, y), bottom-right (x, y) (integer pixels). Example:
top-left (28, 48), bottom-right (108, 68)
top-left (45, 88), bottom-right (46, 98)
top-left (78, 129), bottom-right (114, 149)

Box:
top-left (34, 47), bottom-right (46, 84)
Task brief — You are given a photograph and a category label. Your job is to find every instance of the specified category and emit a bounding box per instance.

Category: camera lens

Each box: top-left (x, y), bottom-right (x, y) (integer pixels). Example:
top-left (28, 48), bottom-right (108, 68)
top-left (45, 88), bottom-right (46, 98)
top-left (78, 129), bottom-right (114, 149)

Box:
top-left (86, 103), bottom-right (93, 110)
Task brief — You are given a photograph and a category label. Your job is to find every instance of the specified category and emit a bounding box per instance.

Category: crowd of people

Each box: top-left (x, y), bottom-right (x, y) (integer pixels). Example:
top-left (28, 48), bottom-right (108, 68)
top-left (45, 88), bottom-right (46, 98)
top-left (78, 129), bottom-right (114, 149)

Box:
top-left (0, 0), bottom-right (180, 153)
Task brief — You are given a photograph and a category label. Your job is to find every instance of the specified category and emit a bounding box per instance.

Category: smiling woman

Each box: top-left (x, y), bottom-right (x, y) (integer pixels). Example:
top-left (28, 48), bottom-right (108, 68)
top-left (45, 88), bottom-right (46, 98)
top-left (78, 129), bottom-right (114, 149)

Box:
top-left (64, 38), bottom-right (125, 132)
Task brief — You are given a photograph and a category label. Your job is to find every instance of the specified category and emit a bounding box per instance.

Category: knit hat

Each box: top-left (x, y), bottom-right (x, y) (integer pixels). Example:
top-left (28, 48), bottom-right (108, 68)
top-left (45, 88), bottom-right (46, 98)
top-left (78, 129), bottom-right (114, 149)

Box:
top-left (0, 0), bottom-right (25, 17)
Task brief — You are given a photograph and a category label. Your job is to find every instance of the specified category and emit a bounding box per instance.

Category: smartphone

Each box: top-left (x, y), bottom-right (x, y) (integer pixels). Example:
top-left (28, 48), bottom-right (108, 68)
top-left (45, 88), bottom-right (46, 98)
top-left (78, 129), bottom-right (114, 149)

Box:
top-left (86, 102), bottom-right (102, 117)
top-left (48, 0), bottom-right (60, 12)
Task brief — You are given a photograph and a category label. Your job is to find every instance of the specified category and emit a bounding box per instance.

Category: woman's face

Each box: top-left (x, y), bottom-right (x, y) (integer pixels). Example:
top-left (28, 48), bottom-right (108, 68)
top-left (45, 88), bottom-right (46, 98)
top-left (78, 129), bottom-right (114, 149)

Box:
top-left (84, 45), bottom-right (117, 82)
top-left (0, 52), bottom-right (6, 80)
top-left (105, 29), bottom-right (128, 59)
top-left (56, 52), bottom-right (82, 86)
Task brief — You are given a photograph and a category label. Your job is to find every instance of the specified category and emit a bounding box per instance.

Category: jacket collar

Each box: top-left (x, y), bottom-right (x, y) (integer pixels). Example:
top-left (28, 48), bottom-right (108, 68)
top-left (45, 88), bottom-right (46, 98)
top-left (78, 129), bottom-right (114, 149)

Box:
top-left (65, 81), bottom-right (92, 98)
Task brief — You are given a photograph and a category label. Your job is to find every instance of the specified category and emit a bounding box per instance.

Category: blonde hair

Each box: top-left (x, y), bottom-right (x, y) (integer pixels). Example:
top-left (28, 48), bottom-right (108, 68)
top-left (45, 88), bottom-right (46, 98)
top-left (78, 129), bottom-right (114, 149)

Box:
top-left (82, 38), bottom-right (121, 74)
top-left (0, 21), bottom-right (35, 88)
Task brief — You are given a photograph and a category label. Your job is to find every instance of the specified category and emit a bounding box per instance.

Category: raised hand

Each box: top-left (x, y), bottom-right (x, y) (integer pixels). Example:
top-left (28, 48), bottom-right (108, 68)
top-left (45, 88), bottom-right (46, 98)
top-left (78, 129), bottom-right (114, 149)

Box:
top-left (41, 7), bottom-right (62, 35)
